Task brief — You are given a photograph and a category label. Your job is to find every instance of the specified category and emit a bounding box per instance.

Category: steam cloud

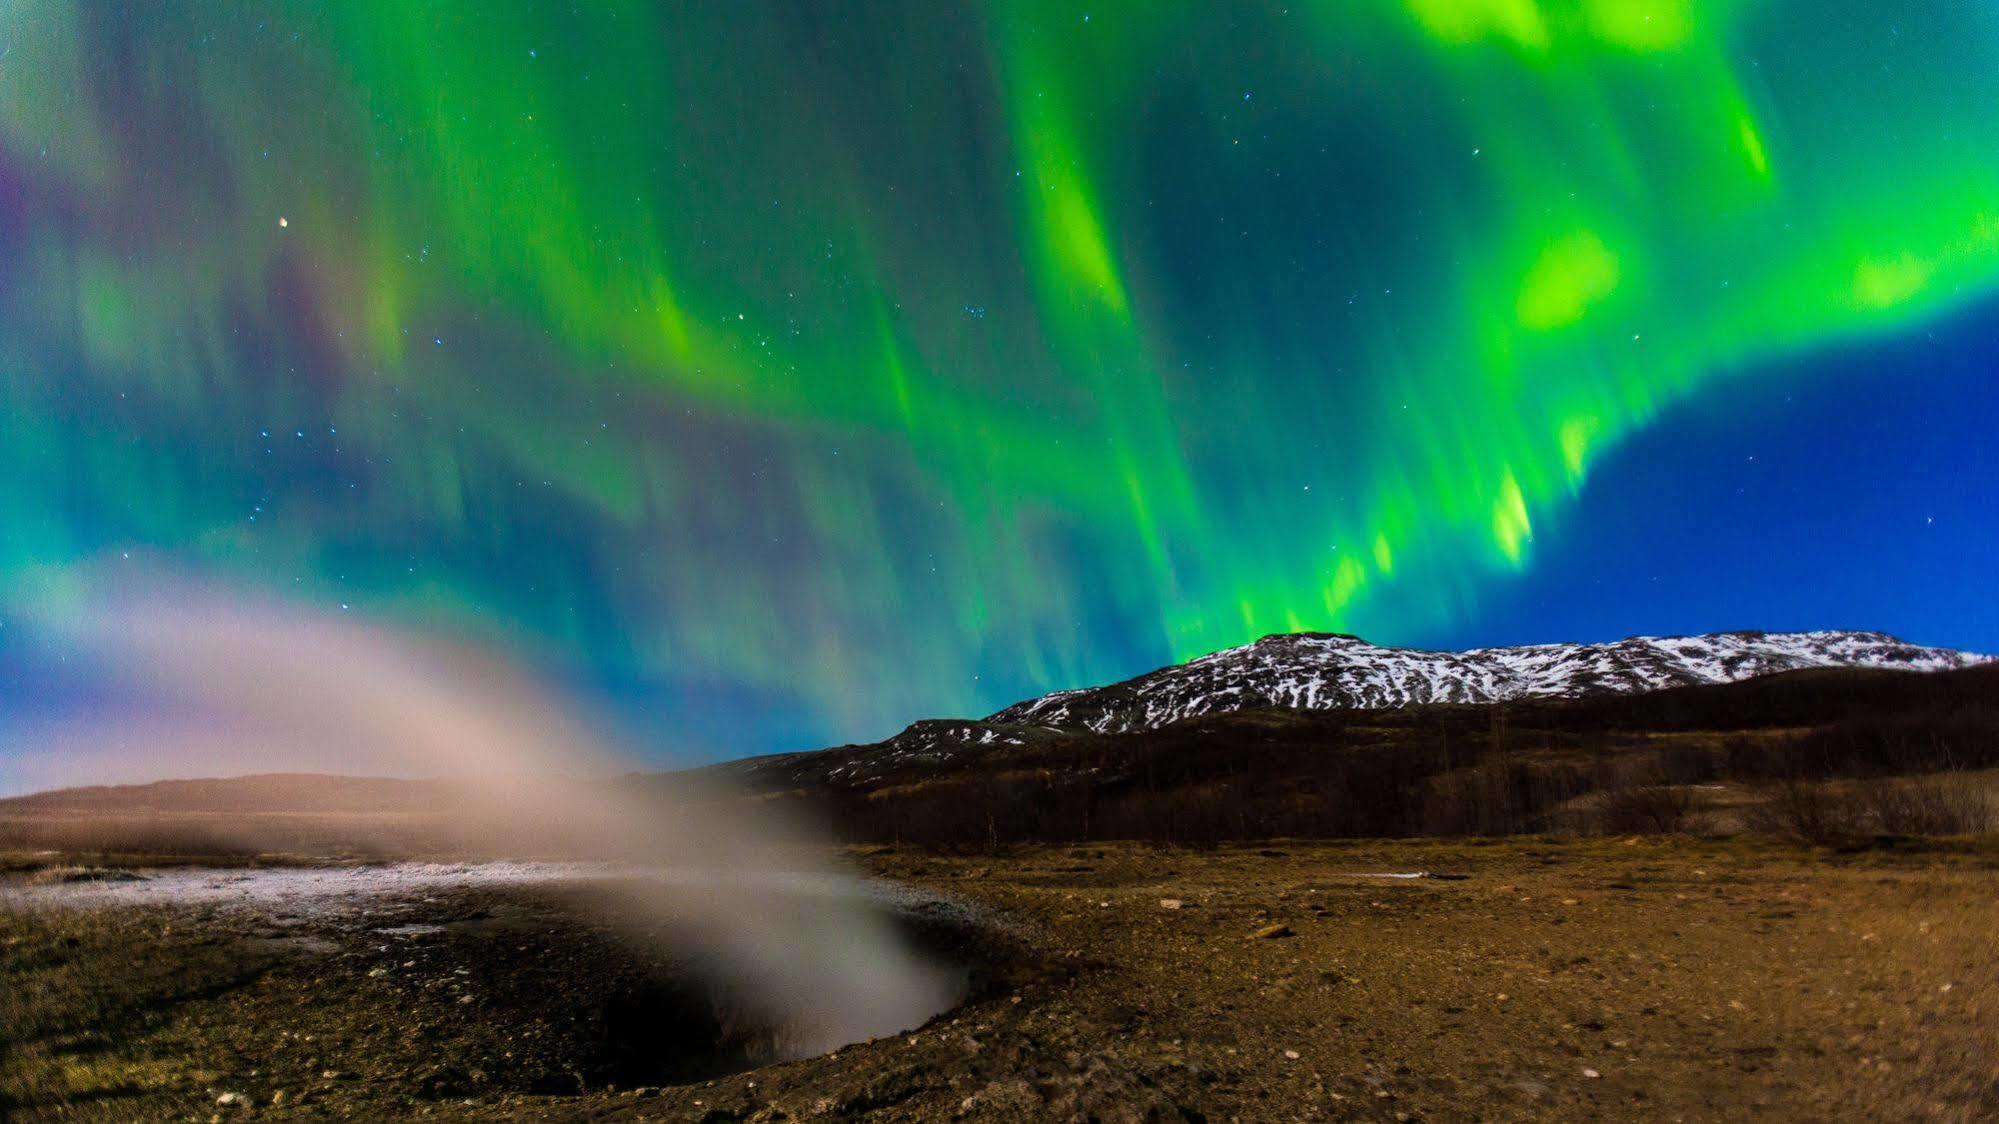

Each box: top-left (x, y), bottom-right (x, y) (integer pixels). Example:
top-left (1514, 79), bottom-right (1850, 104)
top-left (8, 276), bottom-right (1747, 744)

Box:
top-left (5, 572), bottom-right (961, 1055)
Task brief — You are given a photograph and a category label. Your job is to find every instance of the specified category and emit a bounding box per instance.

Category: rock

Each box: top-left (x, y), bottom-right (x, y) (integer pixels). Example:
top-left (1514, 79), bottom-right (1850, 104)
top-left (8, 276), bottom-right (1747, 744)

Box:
top-left (1159, 899), bottom-right (1185, 910)
top-left (1251, 924), bottom-right (1294, 940)
top-left (415, 1063), bottom-right (472, 1098)
top-left (215, 1091), bottom-right (248, 1107)
top-left (1283, 1049), bottom-right (1301, 1060)
top-left (1582, 1068), bottom-right (1601, 1079)
top-left (956, 1077), bottom-right (1040, 1117)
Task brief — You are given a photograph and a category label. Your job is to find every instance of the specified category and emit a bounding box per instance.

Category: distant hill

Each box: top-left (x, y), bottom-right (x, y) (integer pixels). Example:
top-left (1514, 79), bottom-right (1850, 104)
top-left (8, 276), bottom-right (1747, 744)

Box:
top-left (0, 773), bottom-right (452, 816)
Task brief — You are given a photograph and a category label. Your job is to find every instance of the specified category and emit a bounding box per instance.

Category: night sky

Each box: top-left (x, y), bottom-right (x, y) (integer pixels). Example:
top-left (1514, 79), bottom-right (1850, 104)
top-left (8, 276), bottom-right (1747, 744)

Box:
top-left (1, 1), bottom-right (1995, 764)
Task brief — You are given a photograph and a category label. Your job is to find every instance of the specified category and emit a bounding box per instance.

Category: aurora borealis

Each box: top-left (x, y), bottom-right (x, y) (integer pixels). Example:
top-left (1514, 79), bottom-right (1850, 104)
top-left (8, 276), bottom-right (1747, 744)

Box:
top-left (2, 1), bottom-right (1997, 759)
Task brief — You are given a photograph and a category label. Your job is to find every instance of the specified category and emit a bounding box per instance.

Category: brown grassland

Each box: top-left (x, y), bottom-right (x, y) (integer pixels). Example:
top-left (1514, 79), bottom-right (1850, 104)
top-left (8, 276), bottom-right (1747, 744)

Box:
top-left (4, 836), bottom-right (1997, 1122)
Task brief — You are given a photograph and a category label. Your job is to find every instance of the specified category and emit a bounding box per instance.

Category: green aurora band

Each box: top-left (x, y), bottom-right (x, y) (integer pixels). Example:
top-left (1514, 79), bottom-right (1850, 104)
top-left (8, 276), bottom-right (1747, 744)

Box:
top-left (1, 1), bottom-right (1996, 746)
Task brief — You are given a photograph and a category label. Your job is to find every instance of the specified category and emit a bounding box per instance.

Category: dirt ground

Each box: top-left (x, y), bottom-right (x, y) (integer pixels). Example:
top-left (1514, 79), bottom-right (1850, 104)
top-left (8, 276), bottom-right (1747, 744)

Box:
top-left (4, 837), bottom-right (1996, 1121)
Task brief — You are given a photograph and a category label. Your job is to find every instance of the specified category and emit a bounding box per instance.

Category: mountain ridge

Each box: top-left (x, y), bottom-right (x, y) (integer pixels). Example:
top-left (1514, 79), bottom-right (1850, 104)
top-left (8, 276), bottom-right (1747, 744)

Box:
top-left (983, 628), bottom-right (1989, 734)
top-left (758, 629), bottom-right (1987, 786)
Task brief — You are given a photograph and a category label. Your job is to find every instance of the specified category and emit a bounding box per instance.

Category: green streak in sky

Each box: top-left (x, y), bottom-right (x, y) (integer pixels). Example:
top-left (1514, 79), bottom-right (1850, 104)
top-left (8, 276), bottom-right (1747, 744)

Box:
top-left (0, 1), bottom-right (1995, 746)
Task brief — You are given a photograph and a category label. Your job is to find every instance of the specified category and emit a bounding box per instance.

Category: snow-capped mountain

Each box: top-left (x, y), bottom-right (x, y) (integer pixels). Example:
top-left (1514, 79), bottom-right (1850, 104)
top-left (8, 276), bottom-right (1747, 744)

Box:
top-left (985, 630), bottom-right (1991, 735)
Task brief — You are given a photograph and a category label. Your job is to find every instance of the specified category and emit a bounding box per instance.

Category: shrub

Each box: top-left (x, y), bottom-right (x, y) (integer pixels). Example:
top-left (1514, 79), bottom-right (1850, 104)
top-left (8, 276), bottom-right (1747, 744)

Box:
top-left (1598, 785), bottom-right (1694, 835)
top-left (1861, 773), bottom-right (1994, 836)
top-left (1746, 777), bottom-right (1863, 844)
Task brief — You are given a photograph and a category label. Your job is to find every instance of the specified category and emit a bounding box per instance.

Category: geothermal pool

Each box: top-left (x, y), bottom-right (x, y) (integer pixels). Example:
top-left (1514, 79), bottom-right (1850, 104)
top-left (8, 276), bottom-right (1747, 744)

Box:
top-left (4, 860), bottom-right (999, 1063)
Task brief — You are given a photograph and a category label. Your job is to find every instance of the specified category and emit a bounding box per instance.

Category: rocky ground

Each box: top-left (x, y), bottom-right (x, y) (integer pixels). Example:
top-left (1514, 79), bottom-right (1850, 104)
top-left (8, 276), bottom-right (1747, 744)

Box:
top-left (4, 837), bottom-right (1996, 1121)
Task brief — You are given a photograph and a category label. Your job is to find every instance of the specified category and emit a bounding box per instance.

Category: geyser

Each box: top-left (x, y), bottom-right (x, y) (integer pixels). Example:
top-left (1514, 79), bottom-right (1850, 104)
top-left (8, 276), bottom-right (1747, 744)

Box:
top-left (5, 572), bottom-right (963, 1056)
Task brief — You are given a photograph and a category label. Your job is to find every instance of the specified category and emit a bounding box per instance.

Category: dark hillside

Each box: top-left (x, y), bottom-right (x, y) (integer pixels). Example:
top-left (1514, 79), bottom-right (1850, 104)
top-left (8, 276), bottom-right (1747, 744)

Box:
top-left (769, 664), bottom-right (1999, 846)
